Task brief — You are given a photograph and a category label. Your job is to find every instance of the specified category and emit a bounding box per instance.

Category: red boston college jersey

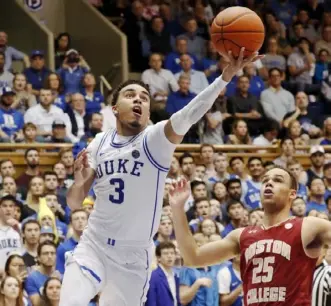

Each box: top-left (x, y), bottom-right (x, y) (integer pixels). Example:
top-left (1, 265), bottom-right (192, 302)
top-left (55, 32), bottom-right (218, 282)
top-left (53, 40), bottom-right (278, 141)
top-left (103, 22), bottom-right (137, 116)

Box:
top-left (239, 217), bottom-right (316, 306)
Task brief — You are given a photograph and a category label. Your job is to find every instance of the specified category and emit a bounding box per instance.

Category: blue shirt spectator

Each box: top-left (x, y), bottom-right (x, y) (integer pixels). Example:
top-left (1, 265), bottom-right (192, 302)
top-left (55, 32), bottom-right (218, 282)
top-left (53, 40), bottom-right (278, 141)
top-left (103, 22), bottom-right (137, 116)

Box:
top-left (55, 219), bottom-right (68, 240)
top-left (166, 76), bottom-right (196, 115)
top-left (54, 94), bottom-right (67, 111)
top-left (25, 270), bottom-right (49, 297)
top-left (202, 57), bottom-right (219, 84)
top-left (180, 265), bottom-right (220, 306)
top-left (0, 87), bottom-right (24, 140)
top-left (24, 50), bottom-right (51, 92)
top-left (56, 237), bottom-right (78, 274)
top-left (306, 201), bottom-right (328, 214)
top-left (271, 1), bottom-right (297, 27)
top-left (81, 88), bottom-right (104, 115)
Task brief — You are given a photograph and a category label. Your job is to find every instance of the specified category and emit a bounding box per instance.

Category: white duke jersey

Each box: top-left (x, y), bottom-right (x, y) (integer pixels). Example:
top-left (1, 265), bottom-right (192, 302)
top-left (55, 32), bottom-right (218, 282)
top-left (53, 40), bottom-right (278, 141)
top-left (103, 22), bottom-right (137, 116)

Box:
top-left (0, 226), bottom-right (22, 269)
top-left (84, 121), bottom-right (177, 245)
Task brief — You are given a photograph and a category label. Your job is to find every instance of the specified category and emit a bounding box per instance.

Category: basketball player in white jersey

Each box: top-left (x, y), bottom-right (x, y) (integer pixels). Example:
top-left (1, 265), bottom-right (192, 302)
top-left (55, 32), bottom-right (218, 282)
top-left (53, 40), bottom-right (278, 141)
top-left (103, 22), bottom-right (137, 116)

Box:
top-left (59, 48), bottom-right (263, 306)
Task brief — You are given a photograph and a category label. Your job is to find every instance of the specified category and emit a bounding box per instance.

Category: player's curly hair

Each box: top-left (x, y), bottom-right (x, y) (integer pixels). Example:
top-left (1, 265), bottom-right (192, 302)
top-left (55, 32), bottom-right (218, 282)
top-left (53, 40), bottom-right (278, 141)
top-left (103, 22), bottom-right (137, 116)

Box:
top-left (111, 80), bottom-right (150, 106)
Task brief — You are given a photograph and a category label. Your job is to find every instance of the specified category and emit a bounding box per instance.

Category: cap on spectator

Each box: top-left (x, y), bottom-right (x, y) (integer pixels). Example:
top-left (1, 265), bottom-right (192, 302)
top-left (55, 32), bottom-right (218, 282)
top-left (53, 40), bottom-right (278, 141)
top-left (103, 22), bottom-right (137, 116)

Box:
top-left (0, 87), bottom-right (15, 96)
top-left (82, 197), bottom-right (94, 207)
top-left (40, 226), bottom-right (55, 235)
top-left (66, 49), bottom-right (79, 56)
top-left (30, 50), bottom-right (44, 58)
top-left (310, 145), bottom-right (325, 156)
top-left (52, 119), bottom-right (66, 129)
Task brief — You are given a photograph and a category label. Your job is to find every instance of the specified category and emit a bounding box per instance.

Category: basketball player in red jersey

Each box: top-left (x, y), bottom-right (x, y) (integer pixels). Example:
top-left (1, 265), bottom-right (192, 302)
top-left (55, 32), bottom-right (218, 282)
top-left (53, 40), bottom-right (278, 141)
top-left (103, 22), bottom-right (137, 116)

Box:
top-left (170, 166), bottom-right (331, 305)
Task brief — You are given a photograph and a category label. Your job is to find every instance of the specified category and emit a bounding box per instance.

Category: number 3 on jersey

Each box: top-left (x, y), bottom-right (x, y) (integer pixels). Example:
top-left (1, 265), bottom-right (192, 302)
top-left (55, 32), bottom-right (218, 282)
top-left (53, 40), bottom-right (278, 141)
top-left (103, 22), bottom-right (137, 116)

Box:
top-left (252, 256), bottom-right (275, 284)
top-left (109, 178), bottom-right (124, 204)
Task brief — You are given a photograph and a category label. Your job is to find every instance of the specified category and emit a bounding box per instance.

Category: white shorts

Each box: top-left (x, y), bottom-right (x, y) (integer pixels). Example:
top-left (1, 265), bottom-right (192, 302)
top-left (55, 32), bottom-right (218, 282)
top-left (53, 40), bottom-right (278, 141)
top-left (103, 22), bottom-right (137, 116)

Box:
top-left (59, 234), bottom-right (153, 306)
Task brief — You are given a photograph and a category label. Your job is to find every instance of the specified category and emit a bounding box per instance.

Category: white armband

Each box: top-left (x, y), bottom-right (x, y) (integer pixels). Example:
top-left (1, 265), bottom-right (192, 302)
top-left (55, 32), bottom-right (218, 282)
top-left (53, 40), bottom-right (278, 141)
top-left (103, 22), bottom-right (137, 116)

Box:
top-left (170, 75), bottom-right (229, 135)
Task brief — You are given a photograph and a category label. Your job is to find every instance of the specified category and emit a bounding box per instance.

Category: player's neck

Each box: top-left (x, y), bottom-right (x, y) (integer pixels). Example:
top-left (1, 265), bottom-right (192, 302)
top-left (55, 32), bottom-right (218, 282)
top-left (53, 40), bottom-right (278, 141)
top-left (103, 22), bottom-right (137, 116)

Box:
top-left (262, 209), bottom-right (291, 228)
top-left (116, 122), bottom-right (145, 137)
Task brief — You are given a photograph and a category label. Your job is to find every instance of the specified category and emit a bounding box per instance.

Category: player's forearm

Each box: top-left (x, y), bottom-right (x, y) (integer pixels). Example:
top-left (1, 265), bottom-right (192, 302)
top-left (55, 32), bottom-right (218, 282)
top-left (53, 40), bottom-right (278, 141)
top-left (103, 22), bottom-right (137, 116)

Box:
top-left (180, 282), bottom-right (201, 305)
top-left (171, 206), bottom-right (200, 266)
top-left (220, 286), bottom-right (242, 306)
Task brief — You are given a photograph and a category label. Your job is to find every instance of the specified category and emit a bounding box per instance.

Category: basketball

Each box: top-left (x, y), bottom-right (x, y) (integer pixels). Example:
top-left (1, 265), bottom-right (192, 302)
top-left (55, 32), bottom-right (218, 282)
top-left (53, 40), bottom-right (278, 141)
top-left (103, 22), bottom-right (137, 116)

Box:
top-left (210, 6), bottom-right (265, 58)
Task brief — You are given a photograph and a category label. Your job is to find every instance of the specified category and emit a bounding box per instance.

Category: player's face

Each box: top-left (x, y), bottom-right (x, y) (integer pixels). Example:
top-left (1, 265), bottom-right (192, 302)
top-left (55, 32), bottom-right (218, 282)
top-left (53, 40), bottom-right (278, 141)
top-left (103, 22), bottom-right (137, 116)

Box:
top-left (261, 168), bottom-right (296, 212)
top-left (46, 279), bottom-right (61, 302)
top-left (0, 161), bottom-right (15, 177)
top-left (158, 248), bottom-right (175, 268)
top-left (39, 245), bottom-right (56, 267)
top-left (158, 218), bottom-right (173, 237)
top-left (23, 223), bottom-right (40, 244)
top-left (115, 84), bottom-right (150, 131)
top-left (1, 277), bottom-right (19, 299)
top-left (201, 219), bottom-right (217, 236)
top-left (196, 201), bottom-right (211, 218)
top-left (71, 211), bottom-right (88, 232)
top-left (249, 210), bottom-right (264, 226)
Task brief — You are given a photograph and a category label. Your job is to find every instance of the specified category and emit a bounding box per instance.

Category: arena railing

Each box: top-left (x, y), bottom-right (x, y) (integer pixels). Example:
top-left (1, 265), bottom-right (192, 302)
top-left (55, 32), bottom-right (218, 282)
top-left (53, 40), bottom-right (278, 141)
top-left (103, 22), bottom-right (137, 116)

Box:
top-left (0, 144), bottom-right (329, 176)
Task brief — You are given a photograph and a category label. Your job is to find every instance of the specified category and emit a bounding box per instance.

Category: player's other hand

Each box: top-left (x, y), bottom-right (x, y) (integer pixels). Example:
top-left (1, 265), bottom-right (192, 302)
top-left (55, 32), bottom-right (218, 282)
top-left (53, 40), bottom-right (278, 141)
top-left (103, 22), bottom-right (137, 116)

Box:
top-left (197, 277), bottom-right (212, 288)
top-left (74, 149), bottom-right (90, 173)
top-left (168, 177), bottom-right (190, 210)
top-left (222, 47), bottom-right (264, 82)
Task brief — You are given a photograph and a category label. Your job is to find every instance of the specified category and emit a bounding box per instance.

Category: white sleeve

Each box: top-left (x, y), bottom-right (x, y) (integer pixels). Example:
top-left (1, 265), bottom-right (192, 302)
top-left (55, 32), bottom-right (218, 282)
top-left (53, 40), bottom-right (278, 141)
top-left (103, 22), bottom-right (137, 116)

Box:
top-left (144, 121), bottom-right (177, 172)
top-left (217, 267), bottom-right (232, 294)
top-left (86, 132), bottom-right (107, 170)
top-left (24, 108), bottom-right (35, 124)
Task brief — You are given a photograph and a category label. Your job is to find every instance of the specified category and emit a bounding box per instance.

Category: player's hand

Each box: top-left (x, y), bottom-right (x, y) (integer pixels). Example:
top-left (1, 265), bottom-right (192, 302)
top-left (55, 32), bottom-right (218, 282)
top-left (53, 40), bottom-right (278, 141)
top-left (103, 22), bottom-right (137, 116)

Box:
top-left (221, 47), bottom-right (264, 82)
top-left (197, 277), bottom-right (212, 288)
top-left (168, 177), bottom-right (191, 210)
top-left (74, 149), bottom-right (90, 173)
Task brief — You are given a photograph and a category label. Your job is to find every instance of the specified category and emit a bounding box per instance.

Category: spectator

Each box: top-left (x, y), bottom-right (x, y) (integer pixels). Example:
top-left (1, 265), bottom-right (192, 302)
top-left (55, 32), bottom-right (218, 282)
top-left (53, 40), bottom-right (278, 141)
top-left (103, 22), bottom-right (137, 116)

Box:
top-left (192, 3), bottom-right (212, 40)
top-left (226, 179), bottom-right (243, 205)
top-left (100, 97), bottom-right (116, 132)
top-left (59, 149), bottom-right (74, 180)
top-left (262, 36), bottom-right (287, 71)
top-left (43, 171), bottom-right (65, 207)
top-left (242, 63), bottom-right (265, 98)
top-left (25, 241), bottom-right (58, 306)
top-left (307, 177), bottom-right (327, 214)
top-left (22, 123), bottom-right (38, 144)
top-left (22, 220), bottom-right (40, 269)
top-left (164, 36), bottom-right (199, 74)
top-left (202, 41), bottom-right (220, 84)
top-left (11, 73), bottom-right (37, 113)
top-left (44, 73), bottom-right (67, 111)
top-left (159, 3), bottom-right (182, 37)
top-left (154, 214), bottom-right (173, 246)
top-left (66, 93), bottom-right (88, 142)
top-left (142, 53), bottom-right (179, 104)
top-left (57, 49), bottom-right (89, 94)
top-left (222, 200), bottom-right (245, 238)
top-left (4, 254), bottom-right (28, 290)
top-left (144, 16), bottom-right (172, 57)
top-left (227, 120), bottom-right (252, 145)
top-left (53, 161), bottom-right (71, 192)
top-left (320, 117), bottom-right (331, 145)
top-left (24, 88), bottom-right (70, 141)
top-left (181, 17), bottom-right (206, 60)
top-left (290, 9), bottom-right (318, 43)
top-left (39, 226), bottom-right (56, 245)
top-left (217, 255), bottom-right (243, 306)
top-left (271, 1), bottom-right (296, 27)
top-left (252, 120), bottom-right (279, 147)
top-left (56, 208), bottom-right (87, 274)
top-left (0, 87), bottom-right (24, 142)
top-left (189, 198), bottom-right (212, 233)
top-left (54, 32), bottom-right (71, 69)
top-left (227, 75), bottom-right (264, 136)
top-left (315, 25), bottom-right (331, 61)
top-left (200, 144), bottom-right (216, 179)
top-left (24, 50), bottom-right (51, 96)
top-left (16, 148), bottom-right (42, 190)
top-left (25, 176), bottom-right (45, 215)
top-left (40, 276), bottom-right (61, 306)
top-left (273, 137), bottom-right (295, 168)
top-left (260, 68), bottom-right (295, 124)
top-left (142, 0), bottom-right (159, 20)
top-left (290, 22), bottom-right (306, 46)
top-left (81, 72), bottom-right (104, 115)
top-left (286, 120), bottom-right (310, 148)
top-left (300, 145), bottom-right (325, 186)
top-left (287, 159), bottom-right (308, 201)
top-left (212, 182), bottom-right (227, 220)
top-left (0, 159), bottom-right (15, 181)
top-left (81, 112), bottom-right (103, 141)
top-left (166, 74), bottom-right (196, 116)
top-left (1, 176), bottom-right (25, 203)
top-left (175, 54), bottom-right (208, 95)
top-left (0, 196), bottom-right (22, 272)
top-left (146, 241), bottom-right (180, 306)
top-left (208, 153), bottom-right (232, 185)
top-left (179, 153), bottom-right (195, 182)
top-left (45, 120), bottom-right (72, 144)
top-left (291, 197), bottom-right (306, 218)
top-left (314, 49), bottom-right (330, 84)
top-left (0, 51), bottom-right (14, 88)
top-left (0, 275), bottom-right (25, 305)
top-left (229, 157), bottom-right (251, 186)
top-left (0, 31), bottom-right (30, 71)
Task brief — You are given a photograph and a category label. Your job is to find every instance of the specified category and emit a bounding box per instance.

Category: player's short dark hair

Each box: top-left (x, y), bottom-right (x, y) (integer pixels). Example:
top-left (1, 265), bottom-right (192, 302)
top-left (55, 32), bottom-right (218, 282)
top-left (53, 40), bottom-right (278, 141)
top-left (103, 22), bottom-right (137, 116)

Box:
top-left (229, 156), bottom-right (244, 167)
top-left (226, 200), bottom-right (245, 213)
top-left (155, 241), bottom-right (176, 257)
top-left (37, 241), bottom-right (56, 256)
top-left (0, 195), bottom-right (17, 206)
top-left (191, 180), bottom-right (206, 192)
top-left (199, 143), bottom-right (215, 154)
top-left (43, 171), bottom-right (58, 180)
top-left (22, 219), bottom-right (41, 233)
top-left (111, 80), bottom-right (150, 106)
top-left (24, 148), bottom-right (39, 159)
top-left (178, 152), bottom-right (194, 166)
top-left (247, 157), bottom-right (262, 166)
top-left (265, 166), bottom-right (298, 191)
top-left (226, 178), bottom-right (241, 190)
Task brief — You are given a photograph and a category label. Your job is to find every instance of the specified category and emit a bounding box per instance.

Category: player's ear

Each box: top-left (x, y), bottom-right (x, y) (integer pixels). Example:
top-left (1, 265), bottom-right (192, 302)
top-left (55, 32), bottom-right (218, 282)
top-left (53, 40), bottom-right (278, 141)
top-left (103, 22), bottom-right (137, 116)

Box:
top-left (112, 106), bottom-right (118, 117)
top-left (289, 189), bottom-right (297, 201)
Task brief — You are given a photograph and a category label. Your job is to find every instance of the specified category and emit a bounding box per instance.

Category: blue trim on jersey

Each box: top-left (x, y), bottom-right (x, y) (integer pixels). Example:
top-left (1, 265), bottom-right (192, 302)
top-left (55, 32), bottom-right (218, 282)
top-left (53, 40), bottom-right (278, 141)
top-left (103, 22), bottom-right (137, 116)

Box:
top-left (96, 130), bottom-right (111, 157)
top-left (79, 265), bottom-right (101, 283)
top-left (110, 129), bottom-right (142, 148)
top-left (140, 249), bottom-right (150, 306)
top-left (150, 170), bottom-right (161, 240)
top-left (143, 135), bottom-right (169, 172)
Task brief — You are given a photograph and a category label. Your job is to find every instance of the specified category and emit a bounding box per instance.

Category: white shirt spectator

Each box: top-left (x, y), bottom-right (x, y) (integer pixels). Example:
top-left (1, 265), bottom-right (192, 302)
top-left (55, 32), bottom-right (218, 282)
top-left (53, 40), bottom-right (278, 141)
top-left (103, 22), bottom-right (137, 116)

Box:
top-left (141, 68), bottom-right (179, 101)
top-left (217, 265), bottom-right (242, 296)
top-left (175, 70), bottom-right (209, 95)
top-left (73, 110), bottom-right (85, 139)
top-left (0, 226), bottom-right (22, 270)
top-left (0, 70), bottom-right (14, 88)
top-left (159, 265), bottom-right (177, 306)
top-left (253, 134), bottom-right (272, 146)
top-left (101, 106), bottom-right (117, 132)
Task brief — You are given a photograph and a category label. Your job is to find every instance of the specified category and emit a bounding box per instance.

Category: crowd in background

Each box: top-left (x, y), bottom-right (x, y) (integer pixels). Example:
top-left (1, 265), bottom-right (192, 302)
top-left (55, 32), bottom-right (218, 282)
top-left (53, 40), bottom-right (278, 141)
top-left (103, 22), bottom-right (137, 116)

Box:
top-left (0, 0), bottom-right (331, 305)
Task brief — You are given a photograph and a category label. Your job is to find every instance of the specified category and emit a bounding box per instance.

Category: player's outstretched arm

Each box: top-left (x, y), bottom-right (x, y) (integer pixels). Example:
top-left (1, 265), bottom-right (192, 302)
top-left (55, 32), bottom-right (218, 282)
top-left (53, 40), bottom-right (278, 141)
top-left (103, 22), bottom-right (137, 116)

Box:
top-left (164, 48), bottom-right (264, 144)
top-left (67, 149), bottom-right (95, 210)
top-left (303, 216), bottom-right (331, 250)
top-left (170, 179), bottom-right (241, 267)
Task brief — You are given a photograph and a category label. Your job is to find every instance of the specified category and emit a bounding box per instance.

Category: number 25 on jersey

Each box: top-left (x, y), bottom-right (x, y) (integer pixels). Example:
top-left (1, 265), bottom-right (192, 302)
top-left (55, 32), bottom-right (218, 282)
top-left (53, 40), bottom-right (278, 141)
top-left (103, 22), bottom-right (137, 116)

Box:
top-left (252, 256), bottom-right (275, 284)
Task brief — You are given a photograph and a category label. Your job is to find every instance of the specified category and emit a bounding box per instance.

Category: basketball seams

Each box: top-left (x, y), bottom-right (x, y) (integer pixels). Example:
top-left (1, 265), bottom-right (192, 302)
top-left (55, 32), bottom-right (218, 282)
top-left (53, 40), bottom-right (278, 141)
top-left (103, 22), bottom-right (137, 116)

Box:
top-left (216, 38), bottom-right (255, 52)
top-left (213, 11), bottom-right (256, 28)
